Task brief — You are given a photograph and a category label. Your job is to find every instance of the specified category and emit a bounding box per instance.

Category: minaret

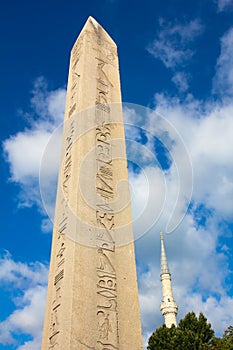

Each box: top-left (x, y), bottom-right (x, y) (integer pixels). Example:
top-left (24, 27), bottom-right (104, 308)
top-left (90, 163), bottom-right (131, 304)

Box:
top-left (160, 232), bottom-right (178, 327)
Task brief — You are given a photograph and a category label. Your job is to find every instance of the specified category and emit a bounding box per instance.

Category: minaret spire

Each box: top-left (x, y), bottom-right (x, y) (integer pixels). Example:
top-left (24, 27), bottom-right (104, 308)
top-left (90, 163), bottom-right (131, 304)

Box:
top-left (160, 232), bottom-right (178, 327)
top-left (160, 232), bottom-right (170, 275)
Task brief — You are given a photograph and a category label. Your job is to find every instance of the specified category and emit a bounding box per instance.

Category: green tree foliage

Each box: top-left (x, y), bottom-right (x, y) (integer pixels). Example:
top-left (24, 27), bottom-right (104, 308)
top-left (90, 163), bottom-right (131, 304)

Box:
top-left (210, 325), bottom-right (233, 349)
top-left (147, 312), bottom-right (215, 350)
top-left (223, 326), bottom-right (233, 344)
top-left (147, 324), bottom-right (178, 350)
top-left (211, 336), bottom-right (232, 350)
top-left (211, 337), bottom-right (224, 349)
top-left (178, 312), bottom-right (214, 349)
top-left (148, 313), bottom-right (233, 350)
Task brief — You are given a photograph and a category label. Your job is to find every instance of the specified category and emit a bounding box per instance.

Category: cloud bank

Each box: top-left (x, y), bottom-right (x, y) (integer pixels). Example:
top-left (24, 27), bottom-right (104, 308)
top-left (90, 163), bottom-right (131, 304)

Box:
top-left (0, 253), bottom-right (48, 349)
top-left (3, 77), bottom-right (66, 231)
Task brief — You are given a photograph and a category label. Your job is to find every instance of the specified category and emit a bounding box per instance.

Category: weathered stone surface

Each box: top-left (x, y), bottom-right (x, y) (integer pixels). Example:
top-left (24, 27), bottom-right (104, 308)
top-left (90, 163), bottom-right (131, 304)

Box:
top-left (41, 16), bottom-right (143, 350)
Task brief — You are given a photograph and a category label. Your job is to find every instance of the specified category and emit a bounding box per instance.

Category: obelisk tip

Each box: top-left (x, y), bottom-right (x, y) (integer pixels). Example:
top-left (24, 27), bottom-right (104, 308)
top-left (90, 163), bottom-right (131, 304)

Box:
top-left (87, 16), bottom-right (99, 29)
top-left (79, 16), bottom-right (117, 47)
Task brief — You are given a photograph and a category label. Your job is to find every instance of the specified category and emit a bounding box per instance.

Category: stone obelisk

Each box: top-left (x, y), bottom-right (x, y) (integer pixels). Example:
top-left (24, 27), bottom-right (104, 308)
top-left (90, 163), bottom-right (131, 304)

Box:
top-left (42, 16), bottom-right (143, 349)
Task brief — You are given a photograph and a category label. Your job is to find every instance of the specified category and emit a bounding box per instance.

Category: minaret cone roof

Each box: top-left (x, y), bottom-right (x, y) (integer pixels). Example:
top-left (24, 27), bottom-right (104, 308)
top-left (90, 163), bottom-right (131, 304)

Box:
top-left (160, 232), bottom-right (170, 275)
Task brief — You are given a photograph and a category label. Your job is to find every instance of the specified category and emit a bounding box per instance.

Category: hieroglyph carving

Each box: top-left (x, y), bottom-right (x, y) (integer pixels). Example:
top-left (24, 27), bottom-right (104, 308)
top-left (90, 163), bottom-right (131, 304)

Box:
top-left (48, 117), bottom-right (76, 348)
top-left (43, 18), bottom-right (143, 350)
top-left (68, 39), bottom-right (83, 118)
top-left (94, 34), bottom-right (119, 350)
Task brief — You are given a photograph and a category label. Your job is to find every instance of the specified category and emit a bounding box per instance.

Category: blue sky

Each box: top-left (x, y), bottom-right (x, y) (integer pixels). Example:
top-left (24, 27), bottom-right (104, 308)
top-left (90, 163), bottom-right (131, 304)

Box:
top-left (1, 0), bottom-right (233, 349)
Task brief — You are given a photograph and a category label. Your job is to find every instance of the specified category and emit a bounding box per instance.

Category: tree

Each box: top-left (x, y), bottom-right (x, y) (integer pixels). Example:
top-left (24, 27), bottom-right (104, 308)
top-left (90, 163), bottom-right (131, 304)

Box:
top-left (211, 337), bottom-right (232, 350)
top-left (209, 325), bottom-right (233, 349)
top-left (211, 337), bottom-right (224, 349)
top-left (178, 312), bottom-right (214, 349)
top-left (221, 325), bottom-right (233, 349)
top-left (147, 324), bottom-right (178, 350)
top-left (223, 326), bottom-right (233, 344)
top-left (147, 312), bottom-right (215, 350)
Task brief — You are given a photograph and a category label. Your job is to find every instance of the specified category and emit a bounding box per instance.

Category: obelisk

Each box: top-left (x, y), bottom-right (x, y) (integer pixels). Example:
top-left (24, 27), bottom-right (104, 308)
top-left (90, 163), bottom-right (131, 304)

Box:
top-left (41, 16), bottom-right (143, 349)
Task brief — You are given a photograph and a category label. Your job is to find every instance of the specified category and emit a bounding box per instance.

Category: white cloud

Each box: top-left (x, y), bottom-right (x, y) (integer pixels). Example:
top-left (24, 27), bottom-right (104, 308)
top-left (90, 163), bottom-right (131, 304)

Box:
top-left (3, 77), bottom-right (65, 216)
top-left (124, 92), bottom-right (233, 345)
top-left (0, 253), bottom-right (48, 348)
top-left (30, 76), bottom-right (66, 126)
top-left (151, 94), bottom-right (233, 220)
top-left (217, 0), bottom-right (233, 12)
top-left (4, 130), bottom-right (52, 182)
top-left (2, 71), bottom-right (233, 348)
top-left (213, 27), bottom-right (233, 98)
top-left (147, 19), bottom-right (204, 69)
top-left (124, 102), bottom-right (193, 234)
top-left (17, 337), bottom-right (42, 350)
top-left (129, 166), bottom-right (166, 239)
top-left (171, 71), bottom-right (189, 92)
top-left (0, 252), bottom-right (48, 288)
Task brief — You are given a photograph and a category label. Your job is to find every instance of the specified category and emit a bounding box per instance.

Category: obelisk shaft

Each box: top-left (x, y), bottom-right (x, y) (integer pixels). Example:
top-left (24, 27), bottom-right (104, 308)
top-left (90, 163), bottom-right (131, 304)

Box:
top-left (42, 17), bottom-right (143, 349)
